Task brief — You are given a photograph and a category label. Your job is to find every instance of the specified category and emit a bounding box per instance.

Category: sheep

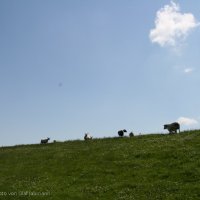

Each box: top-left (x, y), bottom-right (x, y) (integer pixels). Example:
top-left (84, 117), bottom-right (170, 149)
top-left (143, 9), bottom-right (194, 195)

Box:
top-left (129, 132), bottom-right (134, 137)
top-left (40, 137), bottom-right (50, 144)
top-left (118, 129), bottom-right (127, 137)
top-left (84, 133), bottom-right (93, 140)
top-left (164, 122), bottom-right (180, 134)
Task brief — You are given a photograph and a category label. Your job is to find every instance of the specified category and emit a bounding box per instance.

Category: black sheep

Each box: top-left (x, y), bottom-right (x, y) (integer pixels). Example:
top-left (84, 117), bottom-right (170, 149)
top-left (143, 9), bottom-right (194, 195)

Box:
top-left (118, 129), bottom-right (127, 137)
top-left (40, 137), bottom-right (50, 144)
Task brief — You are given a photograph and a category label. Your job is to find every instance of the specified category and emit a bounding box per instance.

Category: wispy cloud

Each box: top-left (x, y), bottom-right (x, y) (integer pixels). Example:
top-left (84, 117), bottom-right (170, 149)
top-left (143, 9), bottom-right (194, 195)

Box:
top-left (149, 1), bottom-right (199, 47)
top-left (183, 68), bottom-right (194, 73)
top-left (177, 117), bottom-right (198, 126)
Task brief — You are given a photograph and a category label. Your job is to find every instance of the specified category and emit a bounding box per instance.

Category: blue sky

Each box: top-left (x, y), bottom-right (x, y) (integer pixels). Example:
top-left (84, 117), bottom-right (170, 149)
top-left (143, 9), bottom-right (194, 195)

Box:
top-left (1, 0), bottom-right (200, 146)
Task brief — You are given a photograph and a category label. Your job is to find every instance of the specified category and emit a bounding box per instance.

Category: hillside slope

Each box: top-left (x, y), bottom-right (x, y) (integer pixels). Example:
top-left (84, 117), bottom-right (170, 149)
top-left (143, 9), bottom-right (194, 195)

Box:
top-left (0, 131), bottom-right (200, 200)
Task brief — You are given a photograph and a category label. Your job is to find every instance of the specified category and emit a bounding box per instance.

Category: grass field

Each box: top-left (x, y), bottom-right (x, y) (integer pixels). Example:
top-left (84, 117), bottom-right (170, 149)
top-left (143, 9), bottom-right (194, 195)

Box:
top-left (0, 130), bottom-right (200, 199)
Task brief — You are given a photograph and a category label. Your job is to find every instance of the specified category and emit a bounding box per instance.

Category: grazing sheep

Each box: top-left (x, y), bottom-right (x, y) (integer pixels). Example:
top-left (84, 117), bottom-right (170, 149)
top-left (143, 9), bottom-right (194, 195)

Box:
top-left (118, 129), bottom-right (127, 137)
top-left (84, 133), bottom-right (93, 140)
top-left (40, 137), bottom-right (50, 144)
top-left (164, 122), bottom-right (180, 134)
top-left (129, 132), bottom-right (134, 137)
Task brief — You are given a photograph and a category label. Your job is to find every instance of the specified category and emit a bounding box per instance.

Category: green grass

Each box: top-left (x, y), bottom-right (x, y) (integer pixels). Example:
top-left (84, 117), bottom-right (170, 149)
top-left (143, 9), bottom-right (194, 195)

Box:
top-left (1, 130), bottom-right (200, 199)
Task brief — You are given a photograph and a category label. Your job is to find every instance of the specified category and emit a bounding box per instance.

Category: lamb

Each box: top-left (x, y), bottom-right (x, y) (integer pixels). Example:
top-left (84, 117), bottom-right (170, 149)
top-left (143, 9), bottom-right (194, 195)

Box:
top-left (129, 132), bottom-right (134, 137)
top-left (40, 137), bottom-right (50, 144)
top-left (84, 133), bottom-right (93, 140)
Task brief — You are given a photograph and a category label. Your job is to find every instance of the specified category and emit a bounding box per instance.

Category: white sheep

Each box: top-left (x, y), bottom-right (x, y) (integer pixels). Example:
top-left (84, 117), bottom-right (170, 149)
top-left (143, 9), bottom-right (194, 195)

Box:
top-left (84, 133), bottom-right (93, 140)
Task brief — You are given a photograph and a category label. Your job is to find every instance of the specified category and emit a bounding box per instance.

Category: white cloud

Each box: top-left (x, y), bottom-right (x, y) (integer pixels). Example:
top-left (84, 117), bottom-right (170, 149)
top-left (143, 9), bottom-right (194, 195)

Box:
top-left (184, 68), bottom-right (194, 73)
top-left (177, 117), bottom-right (198, 126)
top-left (149, 1), bottom-right (199, 47)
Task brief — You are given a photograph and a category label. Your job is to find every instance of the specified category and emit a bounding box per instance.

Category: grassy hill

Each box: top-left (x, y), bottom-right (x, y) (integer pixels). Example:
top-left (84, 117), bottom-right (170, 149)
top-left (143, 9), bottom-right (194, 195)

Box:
top-left (0, 130), bottom-right (200, 200)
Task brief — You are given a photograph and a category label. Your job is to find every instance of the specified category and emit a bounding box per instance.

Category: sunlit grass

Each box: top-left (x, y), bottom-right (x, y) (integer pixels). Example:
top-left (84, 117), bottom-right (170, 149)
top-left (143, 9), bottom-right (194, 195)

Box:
top-left (0, 130), bottom-right (200, 199)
